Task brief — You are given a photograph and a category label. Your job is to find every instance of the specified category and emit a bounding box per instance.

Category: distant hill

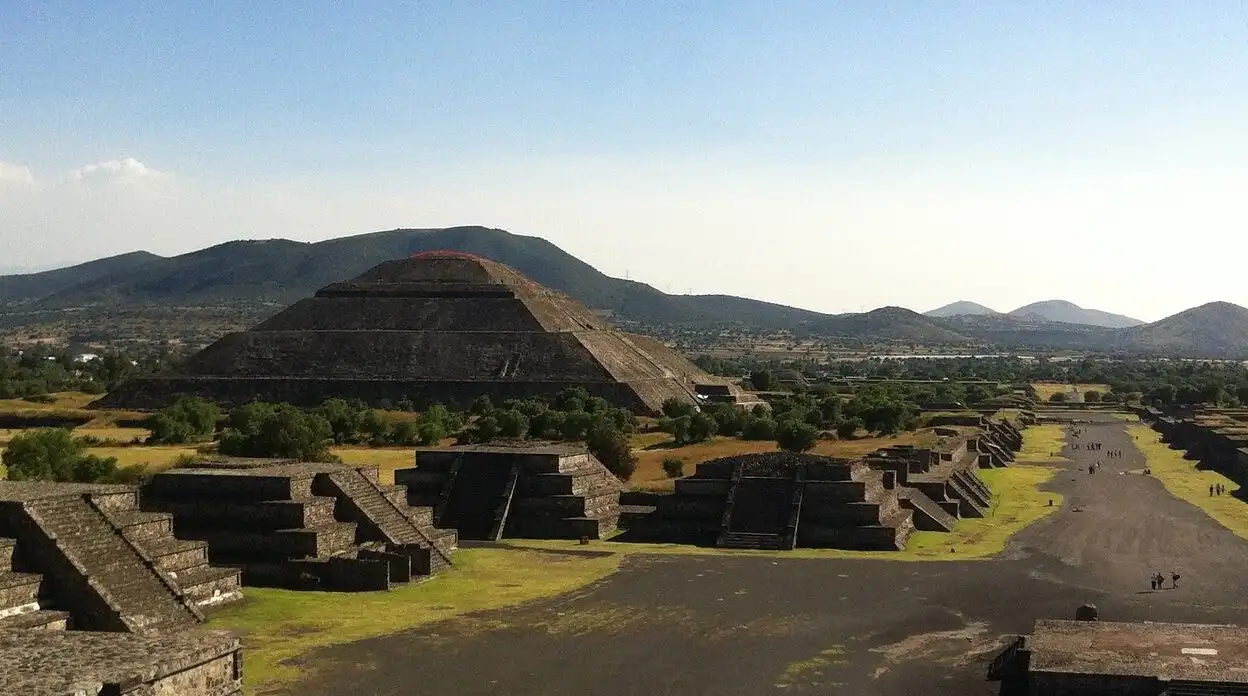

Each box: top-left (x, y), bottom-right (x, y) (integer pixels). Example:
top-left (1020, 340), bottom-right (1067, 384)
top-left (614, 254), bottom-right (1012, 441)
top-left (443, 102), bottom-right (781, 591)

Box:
top-left (1117, 302), bottom-right (1248, 357)
top-left (1008, 300), bottom-right (1143, 328)
top-left (0, 227), bottom-right (824, 331)
top-left (924, 301), bottom-right (999, 318)
top-left (805, 307), bottom-right (975, 346)
top-left (0, 251), bottom-right (163, 305)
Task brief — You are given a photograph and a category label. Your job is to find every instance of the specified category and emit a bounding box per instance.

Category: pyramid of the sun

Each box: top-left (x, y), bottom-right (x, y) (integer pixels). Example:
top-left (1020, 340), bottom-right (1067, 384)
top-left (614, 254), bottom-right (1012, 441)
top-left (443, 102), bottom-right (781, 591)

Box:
top-left (103, 251), bottom-right (748, 414)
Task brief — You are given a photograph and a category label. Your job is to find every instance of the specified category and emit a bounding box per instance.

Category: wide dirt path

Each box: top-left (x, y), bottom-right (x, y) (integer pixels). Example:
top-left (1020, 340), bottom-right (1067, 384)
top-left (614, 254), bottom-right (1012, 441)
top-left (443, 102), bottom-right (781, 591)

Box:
top-left (290, 422), bottom-right (1248, 696)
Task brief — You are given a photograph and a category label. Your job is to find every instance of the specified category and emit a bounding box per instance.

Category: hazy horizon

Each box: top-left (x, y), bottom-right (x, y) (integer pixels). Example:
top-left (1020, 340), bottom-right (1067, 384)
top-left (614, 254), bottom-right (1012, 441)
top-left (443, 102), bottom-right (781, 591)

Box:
top-left (4, 3), bottom-right (1247, 322)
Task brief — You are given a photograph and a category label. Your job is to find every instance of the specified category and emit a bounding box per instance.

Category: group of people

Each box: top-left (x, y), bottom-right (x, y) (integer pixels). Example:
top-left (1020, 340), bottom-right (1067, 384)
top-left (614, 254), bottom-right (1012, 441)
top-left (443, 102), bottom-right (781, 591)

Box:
top-left (1210, 483), bottom-right (1229, 496)
top-left (1150, 572), bottom-right (1180, 590)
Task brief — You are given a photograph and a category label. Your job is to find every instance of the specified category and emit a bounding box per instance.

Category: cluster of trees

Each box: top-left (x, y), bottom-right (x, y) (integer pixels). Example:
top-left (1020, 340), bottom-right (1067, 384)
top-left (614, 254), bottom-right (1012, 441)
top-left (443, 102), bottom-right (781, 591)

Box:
top-left (455, 390), bottom-right (638, 479)
top-left (0, 347), bottom-right (146, 399)
top-left (655, 385), bottom-right (921, 454)
top-left (1, 428), bottom-right (143, 484)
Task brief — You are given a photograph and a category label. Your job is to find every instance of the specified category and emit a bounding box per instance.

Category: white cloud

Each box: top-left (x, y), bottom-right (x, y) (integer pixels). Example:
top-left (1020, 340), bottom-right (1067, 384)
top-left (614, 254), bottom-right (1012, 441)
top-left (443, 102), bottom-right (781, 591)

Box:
top-left (0, 161), bottom-right (36, 185)
top-left (69, 157), bottom-right (170, 184)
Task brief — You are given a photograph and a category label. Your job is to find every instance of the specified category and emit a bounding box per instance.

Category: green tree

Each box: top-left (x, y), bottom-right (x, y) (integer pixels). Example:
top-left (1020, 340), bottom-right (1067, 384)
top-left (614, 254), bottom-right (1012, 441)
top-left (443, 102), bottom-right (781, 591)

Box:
top-left (496, 408), bottom-right (531, 439)
top-left (661, 457), bottom-right (684, 478)
top-left (741, 417), bottom-right (777, 441)
top-left (687, 412), bottom-right (718, 443)
top-left (2, 428), bottom-right (118, 482)
top-left (587, 422), bottom-right (636, 480)
top-left (1082, 390), bottom-right (1102, 403)
top-left (416, 420), bottom-right (447, 446)
top-left (218, 403), bottom-right (335, 461)
top-left (749, 370), bottom-right (775, 391)
top-left (147, 397), bottom-right (219, 444)
top-left (835, 418), bottom-right (863, 439)
top-left (458, 415), bottom-right (500, 444)
top-left (661, 415), bottom-right (693, 445)
top-left (1048, 392), bottom-right (1069, 403)
top-left (775, 419), bottom-right (818, 453)
top-left (469, 394), bottom-right (494, 415)
top-left (660, 397), bottom-right (697, 419)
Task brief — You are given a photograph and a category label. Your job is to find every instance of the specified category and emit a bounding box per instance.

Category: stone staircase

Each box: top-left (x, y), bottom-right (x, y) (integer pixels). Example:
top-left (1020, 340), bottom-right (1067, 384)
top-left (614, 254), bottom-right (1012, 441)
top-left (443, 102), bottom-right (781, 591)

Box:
top-left (317, 468), bottom-right (455, 573)
top-left (98, 493), bottom-right (242, 609)
top-left (0, 536), bottom-right (70, 630)
top-left (896, 487), bottom-right (958, 532)
top-left (718, 532), bottom-right (785, 550)
top-left (22, 495), bottom-right (201, 632)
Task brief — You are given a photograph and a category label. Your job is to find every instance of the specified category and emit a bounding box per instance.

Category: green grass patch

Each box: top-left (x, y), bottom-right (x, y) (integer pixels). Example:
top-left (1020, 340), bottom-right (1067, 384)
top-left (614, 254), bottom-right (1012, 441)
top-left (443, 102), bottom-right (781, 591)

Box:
top-left (1016, 424), bottom-right (1068, 462)
top-left (1130, 425), bottom-right (1248, 540)
top-left (208, 548), bottom-right (621, 694)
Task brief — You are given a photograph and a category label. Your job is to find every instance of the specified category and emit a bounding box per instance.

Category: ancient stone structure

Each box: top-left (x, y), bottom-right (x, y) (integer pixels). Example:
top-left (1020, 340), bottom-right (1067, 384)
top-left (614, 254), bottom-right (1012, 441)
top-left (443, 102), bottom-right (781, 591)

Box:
top-left (0, 481), bottom-right (246, 695)
top-left (620, 419), bottom-right (1023, 551)
top-left (397, 442), bottom-right (622, 541)
top-left (142, 459), bottom-right (458, 590)
top-left (0, 628), bottom-right (242, 695)
top-left (100, 251), bottom-right (761, 415)
top-left (0, 481), bottom-right (241, 632)
top-left (989, 618), bottom-right (1248, 695)
top-left (1144, 407), bottom-right (1248, 484)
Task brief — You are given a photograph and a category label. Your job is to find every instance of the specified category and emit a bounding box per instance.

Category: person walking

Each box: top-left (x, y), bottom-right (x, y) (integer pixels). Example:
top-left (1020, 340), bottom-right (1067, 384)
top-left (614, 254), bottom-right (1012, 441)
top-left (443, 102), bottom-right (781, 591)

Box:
top-left (1211, 484), bottom-right (1216, 497)
top-left (1150, 576), bottom-right (1157, 591)
top-left (1172, 571), bottom-right (1180, 589)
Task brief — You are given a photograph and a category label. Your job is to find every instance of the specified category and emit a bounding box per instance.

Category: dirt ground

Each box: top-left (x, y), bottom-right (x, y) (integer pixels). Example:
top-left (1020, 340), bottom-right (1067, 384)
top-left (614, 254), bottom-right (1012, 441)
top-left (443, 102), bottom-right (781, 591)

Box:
top-left (290, 416), bottom-right (1248, 696)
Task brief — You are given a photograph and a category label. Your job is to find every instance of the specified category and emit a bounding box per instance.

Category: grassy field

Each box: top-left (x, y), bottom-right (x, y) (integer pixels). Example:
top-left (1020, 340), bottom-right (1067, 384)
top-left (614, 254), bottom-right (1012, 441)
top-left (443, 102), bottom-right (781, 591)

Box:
top-left (629, 431), bottom-right (936, 491)
top-left (1030, 383), bottom-right (1112, 403)
top-left (1130, 425), bottom-right (1248, 540)
top-left (1015, 424), bottom-right (1068, 462)
top-left (208, 548), bottom-right (621, 694)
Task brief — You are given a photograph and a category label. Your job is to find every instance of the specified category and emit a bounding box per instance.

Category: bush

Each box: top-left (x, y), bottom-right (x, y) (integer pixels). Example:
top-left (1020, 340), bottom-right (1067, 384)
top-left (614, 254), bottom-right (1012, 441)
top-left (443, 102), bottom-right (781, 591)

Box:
top-left (2, 428), bottom-right (119, 482)
top-left (457, 415), bottom-right (500, 444)
top-left (469, 394), bottom-right (494, 415)
top-left (21, 393), bottom-right (56, 404)
top-left (146, 397), bottom-right (220, 444)
top-left (835, 418), bottom-right (862, 439)
top-left (688, 412), bottom-right (718, 443)
top-left (660, 397), bottom-right (697, 419)
top-left (1083, 390), bottom-right (1102, 403)
top-left (218, 403), bottom-right (336, 461)
top-left (776, 419), bottom-right (818, 453)
top-left (416, 420), bottom-right (447, 446)
top-left (741, 416), bottom-right (777, 441)
top-left (749, 370), bottom-right (774, 391)
top-left (496, 408), bottom-right (530, 439)
top-left (1048, 392), bottom-right (1069, 403)
top-left (388, 419), bottom-right (420, 446)
top-left (587, 422), bottom-right (635, 480)
top-left (661, 457), bottom-right (684, 478)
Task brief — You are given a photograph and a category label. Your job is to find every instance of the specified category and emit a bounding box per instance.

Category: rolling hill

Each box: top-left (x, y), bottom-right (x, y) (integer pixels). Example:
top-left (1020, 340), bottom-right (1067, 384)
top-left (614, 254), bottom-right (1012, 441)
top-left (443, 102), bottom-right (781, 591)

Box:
top-left (3, 226), bottom-right (1247, 358)
top-left (0, 227), bottom-right (825, 331)
top-left (1008, 300), bottom-right (1143, 328)
top-left (924, 301), bottom-right (999, 318)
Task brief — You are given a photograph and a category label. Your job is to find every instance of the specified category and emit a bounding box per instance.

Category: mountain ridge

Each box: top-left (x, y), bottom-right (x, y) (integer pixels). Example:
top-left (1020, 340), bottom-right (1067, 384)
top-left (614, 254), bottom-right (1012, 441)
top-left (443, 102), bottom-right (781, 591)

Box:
top-left (0, 227), bottom-right (1245, 357)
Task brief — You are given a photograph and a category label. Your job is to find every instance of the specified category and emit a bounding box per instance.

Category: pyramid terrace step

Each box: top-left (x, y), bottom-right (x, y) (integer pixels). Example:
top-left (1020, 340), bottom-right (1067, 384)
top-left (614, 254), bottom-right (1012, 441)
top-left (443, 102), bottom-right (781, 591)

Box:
top-left (139, 537), bottom-right (211, 572)
top-left (0, 608), bottom-right (70, 630)
top-left (0, 537), bottom-right (14, 569)
top-left (167, 565), bottom-right (242, 608)
top-left (0, 571), bottom-right (45, 613)
top-left (109, 510), bottom-right (174, 540)
top-left (718, 532), bottom-right (785, 550)
top-left (148, 497), bottom-right (339, 530)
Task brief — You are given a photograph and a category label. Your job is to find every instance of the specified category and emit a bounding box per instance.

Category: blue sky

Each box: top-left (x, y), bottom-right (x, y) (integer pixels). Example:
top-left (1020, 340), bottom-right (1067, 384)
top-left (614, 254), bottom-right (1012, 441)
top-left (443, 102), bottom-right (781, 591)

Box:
top-left (2, 2), bottom-right (1247, 320)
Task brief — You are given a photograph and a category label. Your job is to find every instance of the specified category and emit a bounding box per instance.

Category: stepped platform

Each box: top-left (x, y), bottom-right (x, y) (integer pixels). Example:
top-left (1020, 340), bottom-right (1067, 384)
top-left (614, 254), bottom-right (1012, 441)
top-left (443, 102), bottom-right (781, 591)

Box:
top-left (398, 442), bottom-right (622, 541)
top-left (992, 619), bottom-right (1248, 695)
top-left (0, 480), bottom-right (236, 633)
top-left (621, 453), bottom-right (915, 551)
top-left (0, 627), bottom-right (241, 696)
top-left (143, 459), bottom-right (457, 591)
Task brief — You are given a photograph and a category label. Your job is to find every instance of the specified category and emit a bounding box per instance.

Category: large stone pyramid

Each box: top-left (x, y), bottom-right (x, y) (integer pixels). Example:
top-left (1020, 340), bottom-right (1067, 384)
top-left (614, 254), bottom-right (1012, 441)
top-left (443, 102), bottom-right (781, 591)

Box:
top-left (102, 251), bottom-right (748, 414)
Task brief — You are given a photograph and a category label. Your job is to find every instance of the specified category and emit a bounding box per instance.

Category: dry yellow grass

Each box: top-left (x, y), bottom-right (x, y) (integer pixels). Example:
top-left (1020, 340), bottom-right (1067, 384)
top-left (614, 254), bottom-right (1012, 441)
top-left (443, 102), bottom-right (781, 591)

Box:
top-left (1030, 383), bottom-right (1111, 403)
top-left (1015, 424), bottom-right (1068, 462)
top-left (86, 445), bottom-right (199, 471)
top-left (628, 431), bottom-right (936, 491)
top-left (0, 391), bottom-right (99, 412)
top-left (73, 426), bottom-right (151, 443)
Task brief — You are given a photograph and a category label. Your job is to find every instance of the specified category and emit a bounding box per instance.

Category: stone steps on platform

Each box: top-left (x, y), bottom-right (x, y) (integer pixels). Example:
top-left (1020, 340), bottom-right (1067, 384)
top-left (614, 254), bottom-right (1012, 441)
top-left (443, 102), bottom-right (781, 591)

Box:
top-left (0, 570), bottom-right (45, 615)
top-left (897, 488), bottom-right (958, 532)
top-left (717, 532), bottom-right (785, 550)
top-left (25, 495), bottom-right (201, 632)
top-left (0, 608), bottom-right (70, 630)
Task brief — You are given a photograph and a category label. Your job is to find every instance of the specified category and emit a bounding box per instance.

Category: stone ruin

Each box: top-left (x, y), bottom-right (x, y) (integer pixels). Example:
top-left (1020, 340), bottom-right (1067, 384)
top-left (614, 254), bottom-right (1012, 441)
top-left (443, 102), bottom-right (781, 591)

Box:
top-left (0, 480), bottom-right (243, 695)
top-left (619, 419), bottom-right (1023, 550)
top-left (397, 442), bottom-right (623, 541)
top-left (142, 459), bottom-right (459, 590)
top-left (100, 250), bottom-right (762, 415)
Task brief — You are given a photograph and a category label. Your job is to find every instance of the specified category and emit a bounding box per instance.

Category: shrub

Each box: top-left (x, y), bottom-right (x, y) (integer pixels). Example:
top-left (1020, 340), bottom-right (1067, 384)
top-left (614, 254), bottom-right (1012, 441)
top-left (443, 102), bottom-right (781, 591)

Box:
top-left (218, 403), bottom-right (336, 462)
top-left (2, 428), bottom-right (119, 483)
top-left (688, 412), bottom-right (718, 443)
top-left (776, 419), bottom-right (818, 453)
top-left (587, 422), bottom-right (636, 480)
top-left (1083, 390), bottom-right (1102, 403)
top-left (741, 416), bottom-right (777, 441)
top-left (1048, 392), bottom-right (1069, 403)
top-left (660, 397), bottom-right (697, 419)
top-left (416, 420), bottom-right (448, 446)
top-left (749, 370), bottom-right (774, 391)
top-left (469, 394), bottom-right (494, 415)
top-left (21, 393), bottom-right (56, 404)
top-left (496, 408), bottom-right (531, 439)
top-left (146, 397), bottom-right (220, 444)
top-left (388, 419), bottom-right (420, 446)
top-left (661, 457), bottom-right (684, 478)
top-left (458, 415), bottom-right (500, 444)
top-left (835, 418), bottom-right (862, 439)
